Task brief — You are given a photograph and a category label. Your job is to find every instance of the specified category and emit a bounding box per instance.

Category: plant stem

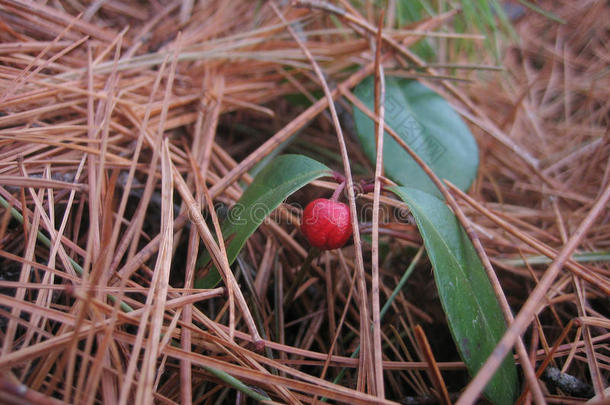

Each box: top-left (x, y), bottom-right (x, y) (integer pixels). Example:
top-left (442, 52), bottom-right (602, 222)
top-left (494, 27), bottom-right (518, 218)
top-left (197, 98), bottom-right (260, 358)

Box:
top-left (331, 181), bottom-right (346, 201)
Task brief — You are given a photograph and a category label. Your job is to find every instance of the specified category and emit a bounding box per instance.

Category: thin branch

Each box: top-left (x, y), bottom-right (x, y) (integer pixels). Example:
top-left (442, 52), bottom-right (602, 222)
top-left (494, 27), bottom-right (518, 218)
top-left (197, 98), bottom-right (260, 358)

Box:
top-left (371, 10), bottom-right (386, 399)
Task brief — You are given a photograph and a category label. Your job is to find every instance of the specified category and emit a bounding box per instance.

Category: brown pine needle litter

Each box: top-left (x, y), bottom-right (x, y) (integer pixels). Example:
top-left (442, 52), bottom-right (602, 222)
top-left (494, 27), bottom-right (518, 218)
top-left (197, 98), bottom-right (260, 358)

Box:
top-left (0, 1), bottom-right (608, 404)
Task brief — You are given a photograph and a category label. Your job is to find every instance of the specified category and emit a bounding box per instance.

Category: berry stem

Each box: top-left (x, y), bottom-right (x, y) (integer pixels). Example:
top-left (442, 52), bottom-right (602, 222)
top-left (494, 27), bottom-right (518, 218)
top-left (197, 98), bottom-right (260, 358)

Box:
top-left (331, 171), bottom-right (346, 184)
top-left (331, 181), bottom-right (346, 201)
top-left (360, 181), bottom-right (376, 194)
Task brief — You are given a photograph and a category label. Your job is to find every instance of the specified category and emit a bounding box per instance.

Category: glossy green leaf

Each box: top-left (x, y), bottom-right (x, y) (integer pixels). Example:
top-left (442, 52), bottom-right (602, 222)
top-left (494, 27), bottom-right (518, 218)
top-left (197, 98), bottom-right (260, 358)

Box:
top-left (390, 186), bottom-right (518, 405)
top-left (352, 76), bottom-right (478, 197)
top-left (195, 154), bottom-right (330, 288)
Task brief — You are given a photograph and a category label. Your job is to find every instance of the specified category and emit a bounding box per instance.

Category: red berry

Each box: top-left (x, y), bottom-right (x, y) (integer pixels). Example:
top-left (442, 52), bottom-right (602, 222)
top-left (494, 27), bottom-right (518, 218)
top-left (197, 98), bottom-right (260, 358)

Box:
top-left (301, 198), bottom-right (352, 250)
